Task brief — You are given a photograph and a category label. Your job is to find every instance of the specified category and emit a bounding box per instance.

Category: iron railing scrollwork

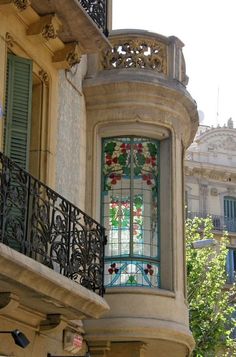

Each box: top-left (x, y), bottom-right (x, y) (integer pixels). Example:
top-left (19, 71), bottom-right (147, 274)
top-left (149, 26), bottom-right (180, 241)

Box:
top-left (0, 152), bottom-right (106, 296)
top-left (79, 0), bottom-right (108, 36)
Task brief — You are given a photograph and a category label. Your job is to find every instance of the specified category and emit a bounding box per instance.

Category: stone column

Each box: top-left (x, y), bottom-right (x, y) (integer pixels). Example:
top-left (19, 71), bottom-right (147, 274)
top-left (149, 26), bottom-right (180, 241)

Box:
top-left (200, 183), bottom-right (209, 215)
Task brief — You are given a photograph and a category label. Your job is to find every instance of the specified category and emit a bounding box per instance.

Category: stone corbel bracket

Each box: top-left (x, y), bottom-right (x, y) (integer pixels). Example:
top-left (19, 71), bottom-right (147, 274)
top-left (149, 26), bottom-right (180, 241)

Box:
top-left (40, 314), bottom-right (69, 334)
top-left (0, 0), bottom-right (31, 11)
top-left (0, 292), bottom-right (20, 314)
top-left (0, 292), bottom-right (45, 329)
top-left (27, 14), bottom-right (62, 41)
top-left (53, 42), bottom-right (82, 69)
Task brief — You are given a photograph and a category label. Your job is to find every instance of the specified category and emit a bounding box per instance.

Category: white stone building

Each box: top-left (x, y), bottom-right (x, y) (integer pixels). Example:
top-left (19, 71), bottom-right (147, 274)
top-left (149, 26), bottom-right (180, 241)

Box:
top-left (185, 118), bottom-right (236, 283)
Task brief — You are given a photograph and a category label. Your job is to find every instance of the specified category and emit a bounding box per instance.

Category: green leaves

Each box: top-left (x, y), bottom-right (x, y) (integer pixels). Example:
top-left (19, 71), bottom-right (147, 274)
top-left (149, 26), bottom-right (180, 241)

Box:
top-left (134, 195), bottom-right (143, 209)
top-left (186, 217), bottom-right (236, 356)
top-left (118, 153), bottom-right (127, 166)
top-left (147, 142), bottom-right (157, 157)
top-left (136, 152), bottom-right (145, 166)
top-left (104, 142), bottom-right (116, 155)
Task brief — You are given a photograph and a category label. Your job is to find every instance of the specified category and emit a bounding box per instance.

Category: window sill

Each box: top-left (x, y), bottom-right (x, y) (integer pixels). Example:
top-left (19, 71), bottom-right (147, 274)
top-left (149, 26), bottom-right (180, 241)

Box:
top-left (105, 286), bottom-right (175, 298)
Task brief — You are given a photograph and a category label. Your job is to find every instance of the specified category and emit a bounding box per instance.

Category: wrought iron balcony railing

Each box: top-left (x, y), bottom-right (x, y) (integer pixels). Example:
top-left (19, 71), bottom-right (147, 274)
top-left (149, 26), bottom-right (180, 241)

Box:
top-left (79, 0), bottom-right (108, 36)
top-left (187, 211), bottom-right (236, 233)
top-left (0, 152), bottom-right (106, 296)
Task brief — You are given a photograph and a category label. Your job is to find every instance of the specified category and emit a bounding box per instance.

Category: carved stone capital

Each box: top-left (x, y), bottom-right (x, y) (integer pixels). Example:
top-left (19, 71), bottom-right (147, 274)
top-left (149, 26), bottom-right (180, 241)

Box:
top-left (0, 0), bottom-right (31, 10)
top-left (27, 14), bottom-right (62, 41)
top-left (5, 32), bottom-right (14, 48)
top-left (53, 42), bottom-right (82, 69)
top-left (39, 69), bottom-right (49, 85)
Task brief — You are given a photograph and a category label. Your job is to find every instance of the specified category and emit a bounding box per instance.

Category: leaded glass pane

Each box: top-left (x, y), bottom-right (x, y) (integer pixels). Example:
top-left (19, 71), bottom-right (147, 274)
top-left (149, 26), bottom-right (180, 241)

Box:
top-left (102, 137), bottom-right (160, 288)
top-left (105, 261), bottom-right (159, 288)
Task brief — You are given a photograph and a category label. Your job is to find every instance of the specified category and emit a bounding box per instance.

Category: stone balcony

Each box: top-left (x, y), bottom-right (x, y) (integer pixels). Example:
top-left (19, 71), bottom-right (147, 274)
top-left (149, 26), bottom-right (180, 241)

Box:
top-left (84, 29), bottom-right (198, 149)
top-left (100, 29), bottom-right (188, 85)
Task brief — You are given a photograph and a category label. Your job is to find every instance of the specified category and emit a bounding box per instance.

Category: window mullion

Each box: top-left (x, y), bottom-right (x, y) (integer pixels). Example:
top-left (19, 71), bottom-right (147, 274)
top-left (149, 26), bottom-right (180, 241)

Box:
top-left (130, 139), bottom-right (134, 256)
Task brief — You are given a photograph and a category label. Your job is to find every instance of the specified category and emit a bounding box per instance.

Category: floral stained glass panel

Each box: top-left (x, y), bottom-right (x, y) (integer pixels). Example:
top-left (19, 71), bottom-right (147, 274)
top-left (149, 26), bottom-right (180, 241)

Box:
top-left (102, 137), bottom-right (160, 287)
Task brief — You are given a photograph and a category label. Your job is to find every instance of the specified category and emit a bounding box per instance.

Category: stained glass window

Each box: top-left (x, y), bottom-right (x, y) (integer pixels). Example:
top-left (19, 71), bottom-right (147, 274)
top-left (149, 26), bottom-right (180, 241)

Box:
top-left (101, 137), bottom-right (160, 288)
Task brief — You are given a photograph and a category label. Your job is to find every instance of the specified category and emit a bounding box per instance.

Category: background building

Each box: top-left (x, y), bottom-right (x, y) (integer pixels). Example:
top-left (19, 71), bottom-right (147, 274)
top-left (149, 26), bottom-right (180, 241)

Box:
top-left (185, 119), bottom-right (236, 342)
top-left (185, 119), bottom-right (236, 283)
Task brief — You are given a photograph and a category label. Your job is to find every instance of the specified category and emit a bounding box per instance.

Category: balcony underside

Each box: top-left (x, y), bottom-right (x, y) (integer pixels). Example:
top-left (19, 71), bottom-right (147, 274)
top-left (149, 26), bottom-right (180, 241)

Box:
top-left (0, 243), bottom-right (109, 323)
top-left (31, 0), bottom-right (111, 53)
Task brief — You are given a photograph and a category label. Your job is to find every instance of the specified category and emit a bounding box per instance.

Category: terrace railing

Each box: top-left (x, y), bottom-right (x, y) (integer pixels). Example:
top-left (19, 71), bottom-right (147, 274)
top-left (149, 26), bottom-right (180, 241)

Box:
top-left (187, 211), bottom-right (236, 233)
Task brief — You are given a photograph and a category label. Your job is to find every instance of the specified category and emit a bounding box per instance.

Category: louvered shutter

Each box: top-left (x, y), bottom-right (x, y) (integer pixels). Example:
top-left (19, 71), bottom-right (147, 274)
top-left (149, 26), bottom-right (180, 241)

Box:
top-left (224, 196), bottom-right (236, 232)
top-left (4, 54), bottom-right (32, 170)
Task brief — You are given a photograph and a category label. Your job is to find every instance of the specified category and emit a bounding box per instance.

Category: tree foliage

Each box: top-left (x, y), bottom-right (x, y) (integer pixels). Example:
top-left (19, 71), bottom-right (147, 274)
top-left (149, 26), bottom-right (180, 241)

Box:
top-left (186, 217), bottom-right (236, 356)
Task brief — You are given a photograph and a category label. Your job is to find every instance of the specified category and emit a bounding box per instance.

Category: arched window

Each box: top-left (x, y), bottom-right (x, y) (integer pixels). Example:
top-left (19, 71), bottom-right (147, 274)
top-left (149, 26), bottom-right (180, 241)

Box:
top-left (101, 137), bottom-right (160, 288)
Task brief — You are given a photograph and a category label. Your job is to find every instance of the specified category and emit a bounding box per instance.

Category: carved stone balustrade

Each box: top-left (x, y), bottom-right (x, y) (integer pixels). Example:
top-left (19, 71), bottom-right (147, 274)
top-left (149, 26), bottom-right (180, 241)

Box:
top-left (99, 30), bottom-right (188, 86)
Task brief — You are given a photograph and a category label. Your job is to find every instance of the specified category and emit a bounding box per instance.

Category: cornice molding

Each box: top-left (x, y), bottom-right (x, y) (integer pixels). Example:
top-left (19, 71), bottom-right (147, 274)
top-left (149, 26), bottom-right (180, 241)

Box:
top-left (196, 130), bottom-right (236, 146)
top-left (185, 165), bottom-right (236, 183)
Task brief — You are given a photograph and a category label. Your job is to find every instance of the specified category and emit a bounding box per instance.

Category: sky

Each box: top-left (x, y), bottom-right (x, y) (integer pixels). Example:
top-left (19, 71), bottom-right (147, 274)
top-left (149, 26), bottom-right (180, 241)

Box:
top-left (112, 0), bottom-right (236, 127)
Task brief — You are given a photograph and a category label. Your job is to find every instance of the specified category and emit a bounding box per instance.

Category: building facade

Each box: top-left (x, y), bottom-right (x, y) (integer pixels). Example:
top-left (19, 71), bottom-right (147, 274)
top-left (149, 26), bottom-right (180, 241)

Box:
top-left (0, 2), bottom-right (199, 357)
top-left (185, 120), bottom-right (236, 284)
top-left (185, 120), bottom-right (236, 344)
top-left (83, 30), bottom-right (198, 356)
top-left (0, 1), bottom-right (111, 356)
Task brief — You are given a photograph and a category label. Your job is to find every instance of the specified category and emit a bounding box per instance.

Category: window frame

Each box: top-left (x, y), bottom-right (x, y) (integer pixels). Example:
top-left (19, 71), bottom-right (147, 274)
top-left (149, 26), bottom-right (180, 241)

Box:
top-left (92, 122), bottom-right (173, 290)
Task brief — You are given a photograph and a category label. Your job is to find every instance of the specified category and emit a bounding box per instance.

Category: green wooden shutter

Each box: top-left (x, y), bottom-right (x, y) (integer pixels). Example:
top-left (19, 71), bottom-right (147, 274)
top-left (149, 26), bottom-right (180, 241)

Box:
top-left (224, 196), bottom-right (236, 232)
top-left (4, 54), bottom-right (33, 170)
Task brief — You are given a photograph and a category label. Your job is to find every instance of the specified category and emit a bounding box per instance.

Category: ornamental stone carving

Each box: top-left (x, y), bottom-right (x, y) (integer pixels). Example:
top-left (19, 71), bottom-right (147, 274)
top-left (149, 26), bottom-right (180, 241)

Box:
top-left (13, 0), bottom-right (30, 10)
top-left (205, 136), bottom-right (236, 152)
top-left (38, 69), bottom-right (49, 85)
top-left (5, 32), bottom-right (14, 48)
top-left (66, 51), bottom-right (81, 68)
top-left (27, 14), bottom-right (62, 41)
top-left (102, 38), bottom-right (167, 73)
top-left (53, 42), bottom-right (82, 69)
top-left (0, 0), bottom-right (30, 10)
top-left (41, 24), bottom-right (57, 41)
